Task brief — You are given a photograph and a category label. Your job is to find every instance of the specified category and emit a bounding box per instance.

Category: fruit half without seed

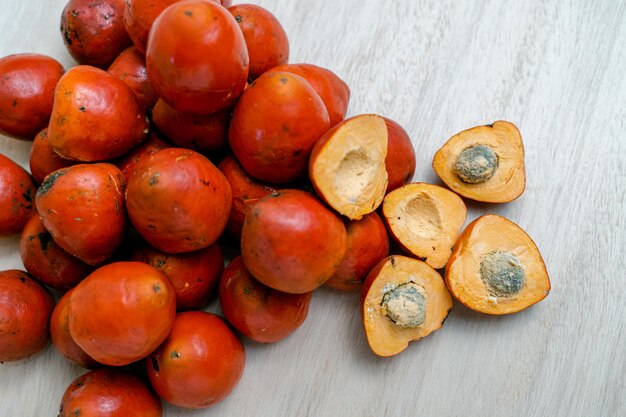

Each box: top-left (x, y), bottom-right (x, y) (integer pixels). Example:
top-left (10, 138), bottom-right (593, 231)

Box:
top-left (382, 182), bottom-right (467, 269)
top-left (309, 114), bottom-right (389, 220)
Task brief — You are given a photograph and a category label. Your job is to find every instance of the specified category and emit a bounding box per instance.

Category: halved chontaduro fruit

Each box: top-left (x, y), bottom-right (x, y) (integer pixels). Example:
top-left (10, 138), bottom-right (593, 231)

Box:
top-left (309, 114), bottom-right (388, 220)
top-left (382, 183), bottom-right (467, 269)
top-left (432, 121), bottom-right (525, 203)
top-left (445, 214), bottom-right (550, 315)
top-left (361, 255), bottom-right (452, 357)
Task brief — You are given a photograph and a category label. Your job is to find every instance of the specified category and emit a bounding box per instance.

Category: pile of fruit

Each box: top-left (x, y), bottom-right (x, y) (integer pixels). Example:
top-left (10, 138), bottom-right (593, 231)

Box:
top-left (0, 0), bottom-right (551, 415)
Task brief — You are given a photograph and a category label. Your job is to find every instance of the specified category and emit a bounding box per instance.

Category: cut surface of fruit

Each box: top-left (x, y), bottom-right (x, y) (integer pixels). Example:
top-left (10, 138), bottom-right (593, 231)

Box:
top-left (309, 114), bottom-right (388, 220)
top-left (361, 255), bottom-right (452, 357)
top-left (432, 121), bottom-right (525, 203)
top-left (445, 214), bottom-right (550, 315)
top-left (382, 183), bottom-right (466, 269)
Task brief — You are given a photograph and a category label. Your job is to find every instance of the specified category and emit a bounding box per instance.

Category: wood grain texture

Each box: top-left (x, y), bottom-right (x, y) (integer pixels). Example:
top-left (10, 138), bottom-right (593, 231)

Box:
top-left (1, 0), bottom-right (625, 416)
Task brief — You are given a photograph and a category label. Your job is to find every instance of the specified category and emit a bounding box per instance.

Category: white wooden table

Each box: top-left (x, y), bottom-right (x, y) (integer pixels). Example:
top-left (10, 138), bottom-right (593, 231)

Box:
top-left (1, 1), bottom-right (624, 416)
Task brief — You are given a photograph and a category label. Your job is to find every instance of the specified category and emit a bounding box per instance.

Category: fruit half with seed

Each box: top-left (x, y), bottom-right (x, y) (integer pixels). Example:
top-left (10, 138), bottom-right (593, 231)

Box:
top-left (445, 214), bottom-right (550, 315)
top-left (382, 182), bottom-right (466, 269)
top-left (432, 121), bottom-right (525, 203)
top-left (309, 114), bottom-right (389, 220)
top-left (361, 255), bottom-right (452, 357)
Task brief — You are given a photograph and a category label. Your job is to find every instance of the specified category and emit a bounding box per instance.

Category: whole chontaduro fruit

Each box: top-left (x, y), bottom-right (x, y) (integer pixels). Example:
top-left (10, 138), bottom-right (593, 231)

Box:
top-left (383, 117), bottom-right (416, 192)
top-left (218, 154), bottom-right (279, 239)
top-left (131, 241), bottom-right (224, 311)
top-left (124, 0), bottom-right (182, 54)
top-left (35, 163), bottom-right (127, 266)
top-left (0, 153), bottom-right (37, 236)
top-left (29, 128), bottom-right (76, 185)
top-left (270, 63), bottom-right (350, 127)
top-left (0, 53), bottom-right (64, 140)
top-left (241, 189), bottom-right (347, 294)
top-left (114, 132), bottom-right (170, 181)
top-left (146, 0), bottom-right (249, 114)
top-left (123, 0), bottom-right (230, 54)
top-left (325, 212), bottom-right (390, 291)
top-left (60, 0), bottom-right (132, 68)
top-left (50, 289), bottom-right (100, 369)
top-left (59, 368), bottom-right (162, 417)
top-left (229, 71), bottom-right (330, 183)
top-left (147, 311), bottom-right (245, 409)
top-left (125, 148), bottom-right (232, 254)
top-left (19, 215), bottom-right (93, 291)
top-left (47, 65), bottom-right (149, 162)
top-left (69, 261), bottom-right (177, 366)
top-left (107, 46), bottom-right (159, 110)
top-left (0, 270), bottom-right (55, 363)
top-left (219, 256), bottom-right (313, 343)
top-left (151, 98), bottom-right (231, 154)
top-left (228, 4), bottom-right (289, 81)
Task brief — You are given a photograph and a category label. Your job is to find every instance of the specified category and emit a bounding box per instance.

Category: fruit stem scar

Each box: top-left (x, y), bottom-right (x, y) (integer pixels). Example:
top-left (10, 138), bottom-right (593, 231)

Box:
top-left (38, 232), bottom-right (51, 251)
top-left (37, 169), bottom-right (66, 194)
top-left (149, 173), bottom-right (160, 185)
top-left (151, 356), bottom-right (159, 372)
top-left (380, 281), bottom-right (426, 328)
top-left (454, 145), bottom-right (498, 184)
